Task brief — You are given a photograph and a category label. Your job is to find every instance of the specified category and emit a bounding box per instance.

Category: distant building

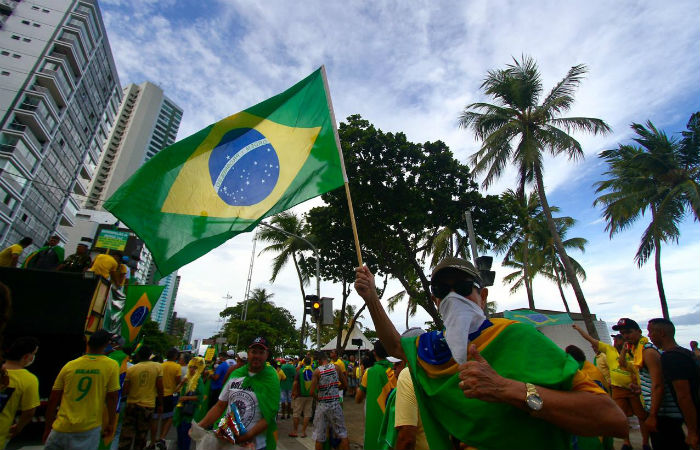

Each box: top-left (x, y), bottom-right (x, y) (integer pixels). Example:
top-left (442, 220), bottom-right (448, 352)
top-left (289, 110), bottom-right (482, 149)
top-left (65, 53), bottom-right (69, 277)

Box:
top-left (0, 0), bottom-right (121, 249)
top-left (168, 310), bottom-right (193, 345)
top-left (152, 274), bottom-right (180, 332)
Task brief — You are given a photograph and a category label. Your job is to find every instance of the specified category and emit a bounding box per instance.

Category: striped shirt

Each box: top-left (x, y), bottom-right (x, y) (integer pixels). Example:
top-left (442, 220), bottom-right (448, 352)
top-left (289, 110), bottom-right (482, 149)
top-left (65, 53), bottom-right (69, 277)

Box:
top-left (317, 363), bottom-right (340, 404)
top-left (639, 342), bottom-right (682, 419)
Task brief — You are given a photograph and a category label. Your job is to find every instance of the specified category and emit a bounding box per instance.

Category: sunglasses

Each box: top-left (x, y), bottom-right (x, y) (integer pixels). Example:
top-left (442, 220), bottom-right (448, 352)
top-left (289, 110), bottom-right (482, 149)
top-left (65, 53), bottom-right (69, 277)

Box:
top-left (430, 278), bottom-right (480, 300)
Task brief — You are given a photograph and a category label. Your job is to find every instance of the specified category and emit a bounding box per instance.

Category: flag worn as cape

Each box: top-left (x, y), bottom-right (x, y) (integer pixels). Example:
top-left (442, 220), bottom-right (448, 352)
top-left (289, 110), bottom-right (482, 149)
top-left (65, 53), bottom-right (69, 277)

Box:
top-left (402, 318), bottom-right (580, 450)
top-left (98, 349), bottom-right (128, 450)
top-left (104, 67), bottom-right (345, 277)
top-left (377, 387), bottom-right (397, 450)
top-left (361, 359), bottom-right (396, 450)
top-left (230, 363), bottom-right (281, 450)
top-left (121, 285), bottom-right (164, 345)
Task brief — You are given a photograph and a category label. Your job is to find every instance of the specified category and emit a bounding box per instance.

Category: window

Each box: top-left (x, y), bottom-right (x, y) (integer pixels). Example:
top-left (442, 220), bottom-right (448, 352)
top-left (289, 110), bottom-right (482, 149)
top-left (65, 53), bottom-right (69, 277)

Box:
top-left (11, 35), bottom-right (20, 40)
top-left (33, 23), bottom-right (41, 28)
top-left (0, 51), bottom-right (8, 56)
top-left (31, 6), bottom-right (39, 10)
top-left (1, 71), bottom-right (9, 76)
top-left (21, 20), bottom-right (29, 25)
top-left (22, 38), bottom-right (31, 43)
top-left (12, 54), bottom-right (21, 59)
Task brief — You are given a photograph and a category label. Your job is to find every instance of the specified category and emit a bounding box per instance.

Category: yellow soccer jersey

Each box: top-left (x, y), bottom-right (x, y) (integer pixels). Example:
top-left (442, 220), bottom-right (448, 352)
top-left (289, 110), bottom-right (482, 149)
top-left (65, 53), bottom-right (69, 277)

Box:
top-left (126, 361), bottom-right (163, 408)
top-left (0, 368), bottom-right (40, 448)
top-left (52, 354), bottom-right (120, 433)
top-left (161, 361), bottom-right (181, 396)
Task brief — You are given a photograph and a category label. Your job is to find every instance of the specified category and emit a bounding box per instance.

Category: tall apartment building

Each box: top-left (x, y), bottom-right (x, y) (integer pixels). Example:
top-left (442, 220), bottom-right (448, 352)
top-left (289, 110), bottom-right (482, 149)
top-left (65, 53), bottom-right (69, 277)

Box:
top-left (61, 81), bottom-right (183, 285)
top-left (0, 0), bottom-right (122, 248)
top-left (152, 274), bottom-right (180, 332)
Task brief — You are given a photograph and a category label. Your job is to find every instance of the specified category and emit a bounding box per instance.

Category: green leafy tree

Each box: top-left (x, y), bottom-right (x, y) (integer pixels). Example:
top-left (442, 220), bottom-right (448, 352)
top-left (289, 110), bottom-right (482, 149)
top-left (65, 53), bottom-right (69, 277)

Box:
top-left (220, 289), bottom-right (299, 355)
top-left (459, 56), bottom-right (610, 338)
top-left (258, 212), bottom-right (314, 351)
top-left (139, 320), bottom-right (178, 357)
top-left (314, 115), bottom-right (512, 328)
top-left (595, 115), bottom-right (700, 318)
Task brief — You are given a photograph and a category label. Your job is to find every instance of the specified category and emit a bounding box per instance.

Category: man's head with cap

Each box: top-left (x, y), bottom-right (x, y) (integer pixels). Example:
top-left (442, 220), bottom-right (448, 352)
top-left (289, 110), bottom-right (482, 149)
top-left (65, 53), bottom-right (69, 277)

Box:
top-left (248, 336), bottom-right (269, 373)
top-left (612, 318), bottom-right (642, 344)
top-left (430, 256), bottom-right (488, 309)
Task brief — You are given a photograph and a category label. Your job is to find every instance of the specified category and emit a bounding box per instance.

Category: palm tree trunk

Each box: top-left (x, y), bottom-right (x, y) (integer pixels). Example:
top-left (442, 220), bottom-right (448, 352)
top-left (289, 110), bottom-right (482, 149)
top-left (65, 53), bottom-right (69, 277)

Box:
top-left (405, 300), bottom-right (410, 330)
top-left (534, 164), bottom-right (599, 339)
top-left (522, 238), bottom-right (535, 309)
top-left (291, 254), bottom-right (307, 351)
top-left (651, 206), bottom-right (670, 319)
top-left (341, 304), bottom-right (367, 350)
top-left (552, 258), bottom-right (571, 313)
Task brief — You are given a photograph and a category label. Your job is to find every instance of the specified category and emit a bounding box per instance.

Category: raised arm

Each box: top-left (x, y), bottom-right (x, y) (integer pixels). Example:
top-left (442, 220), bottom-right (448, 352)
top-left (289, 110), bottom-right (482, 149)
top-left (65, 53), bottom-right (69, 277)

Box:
top-left (354, 266), bottom-right (404, 360)
top-left (572, 324), bottom-right (599, 347)
top-left (643, 347), bottom-right (664, 432)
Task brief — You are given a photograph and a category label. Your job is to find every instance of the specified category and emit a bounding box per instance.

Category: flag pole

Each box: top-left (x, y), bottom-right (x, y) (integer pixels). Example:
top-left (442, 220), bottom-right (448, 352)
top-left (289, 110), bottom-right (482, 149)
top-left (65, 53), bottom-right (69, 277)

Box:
top-left (320, 65), bottom-right (364, 267)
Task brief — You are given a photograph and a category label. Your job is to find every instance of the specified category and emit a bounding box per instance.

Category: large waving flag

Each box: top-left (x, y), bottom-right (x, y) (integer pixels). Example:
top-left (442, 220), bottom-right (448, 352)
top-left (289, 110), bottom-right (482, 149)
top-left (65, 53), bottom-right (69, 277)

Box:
top-left (104, 67), bottom-right (345, 276)
top-left (121, 285), bottom-right (164, 345)
top-left (503, 309), bottom-right (573, 327)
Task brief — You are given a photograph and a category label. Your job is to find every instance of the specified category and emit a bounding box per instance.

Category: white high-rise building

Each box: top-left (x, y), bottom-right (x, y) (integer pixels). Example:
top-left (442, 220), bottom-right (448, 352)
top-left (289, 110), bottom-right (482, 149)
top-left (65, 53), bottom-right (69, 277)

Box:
top-left (152, 274), bottom-right (180, 332)
top-left (0, 0), bottom-right (122, 249)
top-left (61, 81), bottom-right (183, 285)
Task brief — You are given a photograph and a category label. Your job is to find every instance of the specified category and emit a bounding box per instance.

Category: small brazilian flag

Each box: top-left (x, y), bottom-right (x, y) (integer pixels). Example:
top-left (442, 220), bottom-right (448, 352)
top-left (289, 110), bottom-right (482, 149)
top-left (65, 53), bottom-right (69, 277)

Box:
top-left (104, 67), bottom-right (345, 276)
top-left (121, 285), bottom-right (165, 345)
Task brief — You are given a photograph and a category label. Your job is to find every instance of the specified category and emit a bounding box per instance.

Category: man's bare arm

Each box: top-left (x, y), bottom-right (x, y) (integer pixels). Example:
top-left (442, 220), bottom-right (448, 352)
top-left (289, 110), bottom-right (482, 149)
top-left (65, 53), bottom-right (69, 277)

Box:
top-left (395, 426), bottom-right (417, 450)
top-left (459, 345), bottom-right (627, 438)
top-left (572, 324), bottom-right (599, 347)
top-left (355, 266), bottom-right (404, 359)
top-left (671, 379), bottom-right (698, 436)
top-left (309, 369), bottom-right (320, 401)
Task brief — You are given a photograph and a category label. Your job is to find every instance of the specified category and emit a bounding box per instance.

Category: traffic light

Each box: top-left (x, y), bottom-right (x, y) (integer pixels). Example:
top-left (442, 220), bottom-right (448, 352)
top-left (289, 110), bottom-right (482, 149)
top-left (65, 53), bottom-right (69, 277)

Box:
top-left (475, 255), bottom-right (495, 287)
top-left (304, 295), bottom-right (313, 315)
top-left (305, 295), bottom-right (321, 322)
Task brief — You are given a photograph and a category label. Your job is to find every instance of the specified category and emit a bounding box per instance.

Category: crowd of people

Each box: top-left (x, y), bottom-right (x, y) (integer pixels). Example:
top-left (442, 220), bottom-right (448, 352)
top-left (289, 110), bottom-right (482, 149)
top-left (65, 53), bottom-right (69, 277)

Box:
top-left (0, 253), bottom-right (698, 450)
top-left (0, 235), bottom-right (130, 286)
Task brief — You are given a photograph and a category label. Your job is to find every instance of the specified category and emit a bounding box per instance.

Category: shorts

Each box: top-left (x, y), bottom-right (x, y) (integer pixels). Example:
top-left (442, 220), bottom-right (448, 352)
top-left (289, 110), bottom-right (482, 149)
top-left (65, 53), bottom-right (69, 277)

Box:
top-left (153, 395), bottom-right (176, 419)
top-left (348, 377), bottom-right (357, 388)
top-left (45, 426), bottom-right (101, 450)
top-left (312, 401), bottom-right (347, 442)
top-left (612, 386), bottom-right (646, 418)
top-left (293, 396), bottom-right (313, 419)
top-left (280, 389), bottom-right (292, 404)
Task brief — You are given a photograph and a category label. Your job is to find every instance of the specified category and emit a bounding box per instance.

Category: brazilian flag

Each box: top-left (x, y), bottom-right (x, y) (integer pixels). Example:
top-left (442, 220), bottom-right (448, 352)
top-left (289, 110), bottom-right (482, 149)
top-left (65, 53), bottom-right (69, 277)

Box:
top-left (104, 67), bottom-right (345, 276)
top-left (121, 285), bottom-right (164, 346)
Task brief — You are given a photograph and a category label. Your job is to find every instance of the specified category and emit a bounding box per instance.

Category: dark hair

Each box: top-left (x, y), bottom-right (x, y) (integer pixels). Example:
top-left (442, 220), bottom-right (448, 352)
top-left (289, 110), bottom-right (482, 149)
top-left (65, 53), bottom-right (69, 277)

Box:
top-left (362, 354), bottom-right (375, 369)
top-left (315, 351), bottom-right (328, 362)
top-left (137, 345), bottom-right (152, 362)
top-left (373, 340), bottom-right (388, 359)
top-left (166, 348), bottom-right (179, 360)
top-left (565, 345), bottom-right (586, 363)
top-left (0, 282), bottom-right (11, 341)
top-left (88, 330), bottom-right (112, 350)
top-left (19, 237), bottom-right (33, 247)
top-left (5, 337), bottom-right (39, 361)
top-left (152, 354), bottom-right (163, 363)
top-left (649, 318), bottom-right (675, 337)
top-left (303, 357), bottom-right (311, 365)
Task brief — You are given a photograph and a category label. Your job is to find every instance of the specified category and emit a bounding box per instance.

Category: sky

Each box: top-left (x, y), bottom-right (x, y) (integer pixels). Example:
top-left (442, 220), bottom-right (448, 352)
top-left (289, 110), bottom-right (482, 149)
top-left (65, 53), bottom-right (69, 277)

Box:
top-left (98, 1), bottom-right (700, 349)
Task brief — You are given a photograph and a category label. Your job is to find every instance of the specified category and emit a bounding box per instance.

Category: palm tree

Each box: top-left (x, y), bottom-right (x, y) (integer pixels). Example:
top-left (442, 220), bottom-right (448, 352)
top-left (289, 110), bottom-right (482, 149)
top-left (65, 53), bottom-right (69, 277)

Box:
top-left (533, 216), bottom-right (587, 313)
top-left (258, 212), bottom-right (313, 350)
top-left (459, 56), bottom-right (610, 338)
top-left (594, 119), bottom-right (699, 318)
top-left (495, 190), bottom-right (542, 308)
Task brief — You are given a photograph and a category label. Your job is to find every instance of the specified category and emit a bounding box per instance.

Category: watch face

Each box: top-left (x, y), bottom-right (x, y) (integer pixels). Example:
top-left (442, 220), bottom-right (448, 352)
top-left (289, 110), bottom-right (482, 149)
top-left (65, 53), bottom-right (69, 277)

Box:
top-left (527, 394), bottom-right (543, 411)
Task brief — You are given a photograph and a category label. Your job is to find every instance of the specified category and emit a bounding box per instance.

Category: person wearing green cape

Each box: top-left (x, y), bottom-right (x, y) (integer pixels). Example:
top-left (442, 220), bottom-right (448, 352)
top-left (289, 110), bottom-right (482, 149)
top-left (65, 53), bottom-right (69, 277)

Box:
top-left (173, 357), bottom-right (207, 450)
top-left (355, 341), bottom-right (396, 450)
top-left (355, 257), bottom-right (627, 449)
top-left (196, 336), bottom-right (280, 450)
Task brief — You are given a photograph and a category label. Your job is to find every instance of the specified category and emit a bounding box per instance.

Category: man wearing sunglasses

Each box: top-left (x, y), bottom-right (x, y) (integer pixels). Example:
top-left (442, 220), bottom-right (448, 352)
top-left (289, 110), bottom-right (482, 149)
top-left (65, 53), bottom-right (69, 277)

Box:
top-left (355, 256), bottom-right (627, 449)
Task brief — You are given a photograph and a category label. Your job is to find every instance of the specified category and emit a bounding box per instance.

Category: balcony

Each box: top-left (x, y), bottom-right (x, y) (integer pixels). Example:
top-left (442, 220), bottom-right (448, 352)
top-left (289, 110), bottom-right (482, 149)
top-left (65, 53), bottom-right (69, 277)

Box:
top-left (48, 49), bottom-right (81, 79)
top-left (73, 177), bottom-right (88, 195)
top-left (0, 136), bottom-right (38, 173)
top-left (0, 0), bottom-right (18, 14)
top-left (14, 105), bottom-right (53, 141)
top-left (35, 71), bottom-right (71, 104)
top-left (6, 122), bottom-right (45, 153)
top-left (27, 84), bottom-right (64, 117)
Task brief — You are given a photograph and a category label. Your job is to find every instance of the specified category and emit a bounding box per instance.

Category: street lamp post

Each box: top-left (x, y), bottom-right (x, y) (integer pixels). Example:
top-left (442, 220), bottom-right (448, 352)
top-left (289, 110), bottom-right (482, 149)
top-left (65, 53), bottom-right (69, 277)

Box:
top-left (258, 221), bottom-right (322, 349)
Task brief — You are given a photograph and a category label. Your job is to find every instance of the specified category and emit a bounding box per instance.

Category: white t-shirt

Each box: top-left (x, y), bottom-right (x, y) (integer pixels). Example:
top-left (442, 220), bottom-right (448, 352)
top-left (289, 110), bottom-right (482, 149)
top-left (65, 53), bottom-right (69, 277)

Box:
top-left (219, 375), bottom-right (265, 449)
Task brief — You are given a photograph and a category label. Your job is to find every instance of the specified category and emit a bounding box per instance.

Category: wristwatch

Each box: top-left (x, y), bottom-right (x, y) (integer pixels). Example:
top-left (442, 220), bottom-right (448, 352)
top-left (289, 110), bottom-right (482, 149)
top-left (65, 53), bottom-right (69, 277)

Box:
top-left (525, 383), bottom-right (543, 411)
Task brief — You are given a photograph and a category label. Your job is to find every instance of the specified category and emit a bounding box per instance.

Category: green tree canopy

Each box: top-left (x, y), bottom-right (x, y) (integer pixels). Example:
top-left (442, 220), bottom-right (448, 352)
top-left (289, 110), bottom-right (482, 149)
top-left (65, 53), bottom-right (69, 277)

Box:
top-left (312, 114), bottom-right (512, 327)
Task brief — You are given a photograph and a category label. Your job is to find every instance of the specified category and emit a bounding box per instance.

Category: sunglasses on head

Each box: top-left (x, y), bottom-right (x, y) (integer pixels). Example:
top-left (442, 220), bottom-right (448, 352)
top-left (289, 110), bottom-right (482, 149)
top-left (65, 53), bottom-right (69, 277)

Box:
top-left (430, 278), bottom-right (480, 300)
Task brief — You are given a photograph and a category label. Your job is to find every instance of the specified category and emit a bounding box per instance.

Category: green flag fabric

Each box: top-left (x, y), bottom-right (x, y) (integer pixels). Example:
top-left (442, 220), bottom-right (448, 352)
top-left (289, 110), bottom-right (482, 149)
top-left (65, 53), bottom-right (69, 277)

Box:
top-left (120, 285), bottom-right (164, 346)
top-left (104, 67), bottom-right (345, 276)
top-left (402, 318), bottom-right (580, 450)
top-left (230, 363), bottom-right (281, 450)
top-left (503, 309), bottom-right (573, 327)
top-left (377, 387), bottom-right (397, 450)
top-left (361, 359), bottom-right (396, 450)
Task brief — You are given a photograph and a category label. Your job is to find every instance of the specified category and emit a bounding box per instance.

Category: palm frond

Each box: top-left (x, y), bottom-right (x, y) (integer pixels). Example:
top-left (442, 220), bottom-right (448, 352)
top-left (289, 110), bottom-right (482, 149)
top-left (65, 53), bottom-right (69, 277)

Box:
top-left (540, 64), bottom-right (588, 115)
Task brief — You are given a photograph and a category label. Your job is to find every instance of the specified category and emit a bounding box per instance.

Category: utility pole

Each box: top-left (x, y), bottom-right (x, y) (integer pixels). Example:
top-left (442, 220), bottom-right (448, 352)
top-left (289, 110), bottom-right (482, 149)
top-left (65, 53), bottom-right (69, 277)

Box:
top-left (258, 221), bottom-right (322, 349)
top-left (464, 210), bottom-right (479, 267)
top-left (235, 232), bottom-right (257, 350)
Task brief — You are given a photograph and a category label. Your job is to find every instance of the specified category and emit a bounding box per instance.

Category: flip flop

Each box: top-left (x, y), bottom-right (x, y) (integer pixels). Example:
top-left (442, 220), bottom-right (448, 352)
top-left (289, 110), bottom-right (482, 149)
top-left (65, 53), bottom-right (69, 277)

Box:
top-left (288, 432), bottom-right (298, 437)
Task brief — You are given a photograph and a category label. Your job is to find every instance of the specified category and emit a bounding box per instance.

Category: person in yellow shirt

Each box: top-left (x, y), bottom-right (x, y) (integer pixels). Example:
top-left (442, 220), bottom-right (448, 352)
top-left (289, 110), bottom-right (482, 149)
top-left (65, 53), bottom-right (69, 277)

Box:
top-left (0, 237), bottom-right (32, 268)
top-left (43, 330), bottom-right (120, 450)
top-left (0, 337), bottom-right (40, 449)
top-left (119, 345), bottom-right (163, 450)
top-left (150, 348), bottom-right (181, 449)
top-left (88, 252), bottom-right (126, 286)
